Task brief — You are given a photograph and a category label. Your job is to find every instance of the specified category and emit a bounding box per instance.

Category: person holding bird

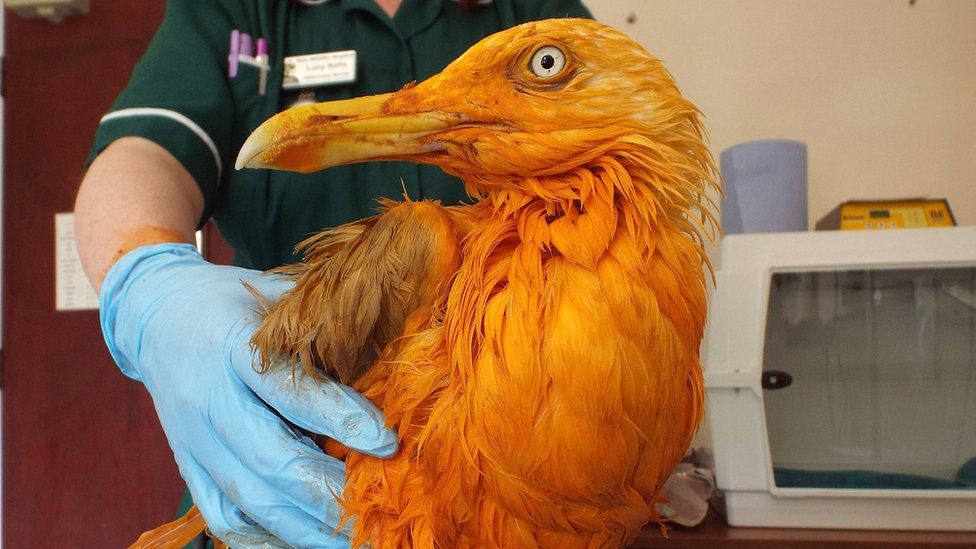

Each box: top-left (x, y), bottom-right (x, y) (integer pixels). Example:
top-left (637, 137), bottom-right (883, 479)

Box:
top-left (75, 1), bottom-right (591, 547)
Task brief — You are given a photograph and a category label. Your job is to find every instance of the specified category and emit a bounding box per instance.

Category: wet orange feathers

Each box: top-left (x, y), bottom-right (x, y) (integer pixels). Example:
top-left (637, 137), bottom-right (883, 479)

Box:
top-left (255, 19), bottom-right (718, 548)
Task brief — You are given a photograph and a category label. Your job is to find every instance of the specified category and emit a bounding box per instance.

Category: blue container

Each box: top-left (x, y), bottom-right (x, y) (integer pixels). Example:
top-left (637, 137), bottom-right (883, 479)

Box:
top-left (720, 140), bottom-right (808, 234)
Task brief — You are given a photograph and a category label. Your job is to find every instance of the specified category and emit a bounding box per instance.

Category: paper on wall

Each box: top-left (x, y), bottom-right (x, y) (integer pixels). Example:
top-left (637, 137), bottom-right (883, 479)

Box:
top-left (55, 212), bottom-right (98, 311)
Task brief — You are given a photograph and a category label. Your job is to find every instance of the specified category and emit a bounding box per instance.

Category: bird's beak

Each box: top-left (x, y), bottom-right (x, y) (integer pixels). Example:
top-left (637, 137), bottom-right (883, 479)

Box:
top-left (235, 91), bottom-right (464, 173)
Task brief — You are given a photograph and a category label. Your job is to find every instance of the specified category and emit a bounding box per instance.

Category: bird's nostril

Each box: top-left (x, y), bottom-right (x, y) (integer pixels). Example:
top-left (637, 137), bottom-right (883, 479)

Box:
top-left (307, 114), bottom-right (339, 125)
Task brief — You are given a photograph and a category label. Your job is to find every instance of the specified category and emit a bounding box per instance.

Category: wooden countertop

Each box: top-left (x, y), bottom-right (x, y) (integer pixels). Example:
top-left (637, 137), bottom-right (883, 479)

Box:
top-left (629, 507), bottom-right (976, 548)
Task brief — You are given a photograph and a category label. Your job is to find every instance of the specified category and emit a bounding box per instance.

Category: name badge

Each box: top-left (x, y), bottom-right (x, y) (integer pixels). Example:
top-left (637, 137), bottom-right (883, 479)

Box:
top-left (282, 50), bottom-right (357, 89)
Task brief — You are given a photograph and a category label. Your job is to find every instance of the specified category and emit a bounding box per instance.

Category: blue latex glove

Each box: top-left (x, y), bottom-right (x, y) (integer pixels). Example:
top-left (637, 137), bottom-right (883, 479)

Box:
top-left (100, 243), bottom-right (398, 548)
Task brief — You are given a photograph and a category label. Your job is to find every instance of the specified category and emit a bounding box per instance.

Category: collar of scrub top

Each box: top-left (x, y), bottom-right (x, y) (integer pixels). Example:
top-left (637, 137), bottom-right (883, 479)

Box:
top-left (292, 0), bottom-right (495, 5)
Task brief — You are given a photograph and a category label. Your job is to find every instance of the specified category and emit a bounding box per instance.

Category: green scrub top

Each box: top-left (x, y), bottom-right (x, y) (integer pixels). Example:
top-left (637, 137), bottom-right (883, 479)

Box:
top-left (87, 0), bottom-right (592, 270)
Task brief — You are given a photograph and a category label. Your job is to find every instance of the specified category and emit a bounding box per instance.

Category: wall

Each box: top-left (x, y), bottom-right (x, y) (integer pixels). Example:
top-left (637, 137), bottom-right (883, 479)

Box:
top-left (2, 3), bottom-right (183, 547)
top-left (589, 0), bottom-right (976, 227)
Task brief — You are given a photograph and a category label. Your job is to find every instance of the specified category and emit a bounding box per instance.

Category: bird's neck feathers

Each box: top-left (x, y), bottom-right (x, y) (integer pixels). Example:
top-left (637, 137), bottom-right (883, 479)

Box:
top-left (458, 131), bottom-right (718, 269)
top-left (440, 134), bottom-right (717, 390)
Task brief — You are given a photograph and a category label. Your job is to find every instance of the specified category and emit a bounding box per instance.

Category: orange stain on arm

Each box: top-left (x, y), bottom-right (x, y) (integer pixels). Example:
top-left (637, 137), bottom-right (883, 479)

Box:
top-left (103, 225), bottom-right (190, 283)
top-left (111, 225), bottom-right (188, 264)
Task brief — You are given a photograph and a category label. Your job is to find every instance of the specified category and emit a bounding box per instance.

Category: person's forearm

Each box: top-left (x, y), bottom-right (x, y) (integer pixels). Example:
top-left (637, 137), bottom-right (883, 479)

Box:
top-left (75, 137), bottom-right (205, 292)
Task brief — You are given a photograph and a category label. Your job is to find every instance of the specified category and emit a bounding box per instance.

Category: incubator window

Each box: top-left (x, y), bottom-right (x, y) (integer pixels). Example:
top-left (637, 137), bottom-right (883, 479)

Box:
top-left (762, 267), bottom-right (976, 490)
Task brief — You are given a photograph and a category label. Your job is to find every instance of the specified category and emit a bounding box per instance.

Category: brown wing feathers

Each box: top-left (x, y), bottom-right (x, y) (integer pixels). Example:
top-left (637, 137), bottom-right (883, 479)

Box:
top-left (250, 200), bottom-right (461, 384)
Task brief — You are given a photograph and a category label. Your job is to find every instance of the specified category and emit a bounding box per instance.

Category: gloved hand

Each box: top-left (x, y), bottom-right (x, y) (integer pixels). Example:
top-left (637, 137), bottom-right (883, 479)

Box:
top-left (100, 242), bottom-right (398, 548)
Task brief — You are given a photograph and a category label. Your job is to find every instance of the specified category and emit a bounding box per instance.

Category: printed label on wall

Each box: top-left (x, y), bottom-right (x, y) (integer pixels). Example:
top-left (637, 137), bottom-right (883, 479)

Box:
top-left (55, 213), bottom-right (99, 311)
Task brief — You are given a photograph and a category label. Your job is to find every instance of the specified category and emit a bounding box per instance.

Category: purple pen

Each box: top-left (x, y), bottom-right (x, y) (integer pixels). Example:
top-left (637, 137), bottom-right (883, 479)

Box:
top-left (256, 38), bottom-right (269, 96)
top-left (240, 33), bottom-right (254, 58)
top-left (228, 29), bottom-right (240, 78)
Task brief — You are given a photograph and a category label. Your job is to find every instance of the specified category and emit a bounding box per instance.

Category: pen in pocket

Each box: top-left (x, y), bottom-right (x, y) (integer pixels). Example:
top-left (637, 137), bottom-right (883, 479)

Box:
top-left (228, 29), bottom-right (239, 78)
top-left (256, 38), bottom-right (269, 96)
top-left (228, 29), bottom-right (269, 96)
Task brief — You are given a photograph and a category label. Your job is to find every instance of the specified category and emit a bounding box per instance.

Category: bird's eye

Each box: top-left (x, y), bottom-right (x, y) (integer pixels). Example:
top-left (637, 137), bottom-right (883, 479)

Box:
top-left (529, 46), bottom-right (566, 78)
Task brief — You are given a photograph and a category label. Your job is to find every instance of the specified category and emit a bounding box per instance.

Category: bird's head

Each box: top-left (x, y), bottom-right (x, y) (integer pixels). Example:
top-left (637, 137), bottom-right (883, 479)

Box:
top-left (238, 18), bottom-right (715, 212)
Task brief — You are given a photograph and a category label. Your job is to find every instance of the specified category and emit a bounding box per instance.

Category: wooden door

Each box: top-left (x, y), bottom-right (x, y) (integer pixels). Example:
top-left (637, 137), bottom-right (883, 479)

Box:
top-left (2, 2), bottom-right (199, 546)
